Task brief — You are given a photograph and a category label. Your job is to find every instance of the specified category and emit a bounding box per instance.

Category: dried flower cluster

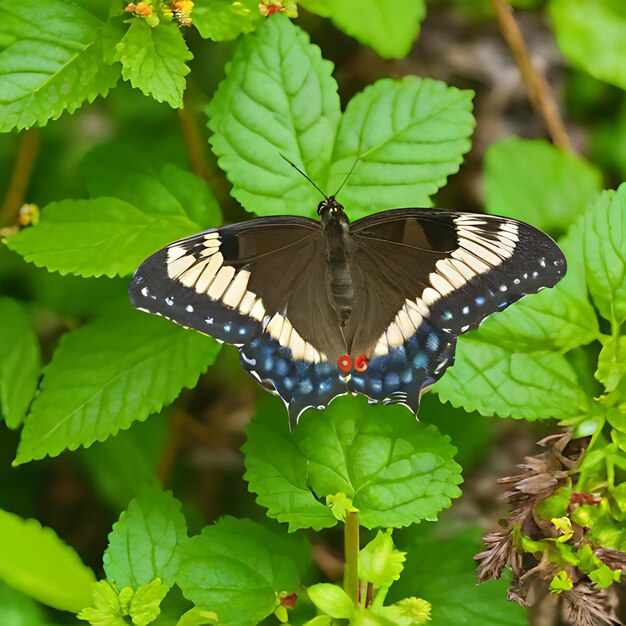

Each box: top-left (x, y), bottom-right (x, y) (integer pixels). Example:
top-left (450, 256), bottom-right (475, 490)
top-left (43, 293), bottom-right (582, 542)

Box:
top-left (475, 432), bottom-right (625, 626)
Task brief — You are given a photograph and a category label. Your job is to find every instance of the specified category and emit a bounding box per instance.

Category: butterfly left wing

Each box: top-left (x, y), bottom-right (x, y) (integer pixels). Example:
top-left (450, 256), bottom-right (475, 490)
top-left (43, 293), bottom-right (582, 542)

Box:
top-left (345, 209), bottom-right (566, 412)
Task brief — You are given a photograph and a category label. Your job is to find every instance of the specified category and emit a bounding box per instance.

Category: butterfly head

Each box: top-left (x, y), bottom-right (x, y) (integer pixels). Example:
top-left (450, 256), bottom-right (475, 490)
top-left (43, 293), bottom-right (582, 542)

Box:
top-left (317, 196), bottom-right (347, 220)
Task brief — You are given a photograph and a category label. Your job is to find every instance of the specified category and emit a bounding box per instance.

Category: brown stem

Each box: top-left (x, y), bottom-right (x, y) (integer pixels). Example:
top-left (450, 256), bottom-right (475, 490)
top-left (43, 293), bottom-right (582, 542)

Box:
top-left (491, 0), bottom-right (573, 153)
top-left (178, 104), bottom-right (211, 182)
top-left (157, 409), bottom-right (186, 486)
top-left (1, 128), bottom-right (41, 226)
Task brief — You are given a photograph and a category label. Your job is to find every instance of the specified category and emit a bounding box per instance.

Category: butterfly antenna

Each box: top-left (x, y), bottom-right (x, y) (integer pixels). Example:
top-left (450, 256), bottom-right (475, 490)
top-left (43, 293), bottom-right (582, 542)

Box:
top-left (280, 154), bottom-right (328, 200)
top-left (333, 158), bottom-right (360, 197)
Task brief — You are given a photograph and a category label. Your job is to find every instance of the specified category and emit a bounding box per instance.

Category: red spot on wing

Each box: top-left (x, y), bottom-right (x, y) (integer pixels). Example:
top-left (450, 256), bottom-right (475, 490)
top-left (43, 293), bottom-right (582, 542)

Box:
top-left (338, 354), bottom-right (352, 372)
top-left (354, 354), bottom-right (368, 372)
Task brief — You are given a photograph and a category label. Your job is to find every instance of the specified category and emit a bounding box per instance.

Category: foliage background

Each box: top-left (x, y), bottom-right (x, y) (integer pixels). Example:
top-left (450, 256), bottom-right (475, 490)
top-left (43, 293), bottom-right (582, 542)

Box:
top-left (1, 0), bottom-right (626, 624)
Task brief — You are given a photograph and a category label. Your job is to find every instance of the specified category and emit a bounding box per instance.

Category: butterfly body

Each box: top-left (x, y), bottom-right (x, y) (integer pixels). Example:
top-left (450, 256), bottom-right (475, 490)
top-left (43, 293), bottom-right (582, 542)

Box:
top-left (129, 200), bottom-right (566, 425)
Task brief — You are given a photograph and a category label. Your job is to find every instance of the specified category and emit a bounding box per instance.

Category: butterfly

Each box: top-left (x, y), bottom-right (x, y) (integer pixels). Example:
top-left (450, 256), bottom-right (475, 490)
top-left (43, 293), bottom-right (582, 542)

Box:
top-left (129, 193), bottom-right (566, 426)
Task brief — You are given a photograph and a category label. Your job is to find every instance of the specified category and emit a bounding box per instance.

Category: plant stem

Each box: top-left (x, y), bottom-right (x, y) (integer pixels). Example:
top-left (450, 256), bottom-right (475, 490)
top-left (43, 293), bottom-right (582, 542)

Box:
top-left (178, 104), bottom-right (211, 182)
top-left (343, 510), bottom-right (360, 605)
top-left (1, 128), bottom-right (41, 227)
top-left (491, 0), bottom-right (573, 153)
top-left (157, 408), bottom-right (186, 486)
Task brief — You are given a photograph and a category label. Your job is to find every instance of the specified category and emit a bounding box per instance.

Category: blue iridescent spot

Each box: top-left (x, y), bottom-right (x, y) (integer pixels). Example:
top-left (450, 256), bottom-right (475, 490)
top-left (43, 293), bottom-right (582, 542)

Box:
top-left (426, 332), bottom-right (439, 352)
top-left (275, 359), bottom-right (289, 376)
top-left (462, 306), bottom-right (470, 315)
top-left (238, 327), bottom-right (247, 336)
top-left (442, 310), bottom-right (453, 321)
top-left (413, 353), bottom-right (428, 369)
top-left (224, 323), bottom-right (231, 332)
top-left (283, 378), bottom-right (294, 390)
top-left (384, 372), bottom-right (400, 387)
top-left (475, 296), bottom-right (485, 306)
top-left (299, 379), bottom-right (313, 394)
top-left (319, 380), bottom-right (331, 392)
top-left (370, 379), bottom-right (383, 393)
top-left (263, 356), bottom-right (274, 370)
top-left (401, 369), bottom-right (413, 383)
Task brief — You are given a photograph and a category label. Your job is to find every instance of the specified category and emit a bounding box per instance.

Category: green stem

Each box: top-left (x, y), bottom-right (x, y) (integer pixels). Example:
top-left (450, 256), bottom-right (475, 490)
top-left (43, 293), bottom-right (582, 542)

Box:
top-left (344, 510), bottom-right (360, 605)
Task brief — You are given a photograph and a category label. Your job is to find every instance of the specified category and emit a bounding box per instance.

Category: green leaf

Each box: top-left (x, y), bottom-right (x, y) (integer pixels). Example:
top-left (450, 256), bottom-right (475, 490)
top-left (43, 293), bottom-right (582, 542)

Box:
top-left (208, 14), bottom-right (340, 217)
top-left (474, 218), bottom-right (600, 353)
top-left (0, 508), bottom-right (95, 612)
top-left (484, 137), bottom-right (602, 233)
top-left (389, 527), bottom-right (527, 626)
top-left (597, 335), bottom-right (626, 392)
top-left (104, 486), bottom-right (188, 590)
top-left (243, 397), bottom-right (336, 532)
top-left (433, 337), bottom-right (587, 420)
top-left (78, 580), bottom-right (127, 626)
top-left (0, 583), bottom-right (47, 626)
top-left (535, 482), bottom-right (573, 521)
top-left (327, 77), bottom-right (475, 218)
top-left (298, 396), bottom-right (462, 529)
top-left (306, 584), bottom-right (354, 619)
top-left (550, 0), bottom-right (626, 90)
top-left (583, 185), bottom-right (626, 324)
top-left (14, 311), bottom-right (220, 464)
top-left (177, 517), bottom-right (310, 625)
top-left (176, 607), bottom-right (219, 626)
top-left (359, 530), bottom-right (406, 588)
top-left (300, 0), bottom-right (426, 59)
top-left (80, 142), bottom-right (222, 229)
top-left (130, 578), bottom-right (169, 626)
top-left (114, 20), bottom-right (192, 108)
top-left (5, 198), bottom-right (199, 278)
top-left (193, 0), bottom-right (261, 40)
top-left (549, 570), bottom-right (573, 594)
top-left (374, 598), bottom-right (432, 626)
top-left (0, 298), bottom-right (40, 429)
top-left (0, 0), bottom-right (120, 132)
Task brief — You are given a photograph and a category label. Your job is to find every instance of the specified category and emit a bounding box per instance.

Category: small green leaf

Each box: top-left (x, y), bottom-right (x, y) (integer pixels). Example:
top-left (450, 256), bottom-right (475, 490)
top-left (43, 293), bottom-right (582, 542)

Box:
top-left (389, 527), bottom-right (526, 626)
top-left (130, 579), bottom-right (169, 626)
top-left (583, 185), bottom-right (626, 324)
top-left (328, 77), bottom-right (475, 218)
top-left (484, 137), bottom-right (602, 233)
top-left (326, 492), bottom-right (358, 522)
top-left (475, 217), bottom-right (600, 353)
top-left (359, 530), bottom-right (406, 588)
top-left (303, 617), bottom-right (332, 626)
top-left (77, 580), bottom-right (126, 626)
top-left (0, 0), bottom-right (120, 131)
top-left (193, 0), bottom-right (261, 40)
top-left (0, 508), bottom-right (95, 612)
top-left (208, 14), bottom-right (340, 218)
top-left (588, 564), bottom-right (621, 588)
top-left (297, 397), bottom-right (462, 529)
top-left (550, 0), bottom-right (626, 90)
top-left (104, 486), bottom-right (187, 590)
top-left (300, 0), bottom-right (426, 59)
top-left (5, 198), bottom-right (198, 278)
top-left (306, 584), bottom-right (354, 619)
top-left (434, 337), bottom-right (587, 420)
top-left (0, 298), bottom-right (41, 429)
top-left (14, 311), bottom-right (220, 464)
top-left (80, 142), bottom-right (222, 229)
top-left (374, 597), bottom-right (432, 626)
top-left (176, 607), bottom-right (218, 626)
top-left (114, 20), bottom-right (192, 108)
top-left (535, 482), bottom-right (572, 521)
top-left (549, 570), bottom-right (573, 594)
top-left (597, 335), bottom-right (626, 392)
top-left (177, 517), bottom-right (310, 625)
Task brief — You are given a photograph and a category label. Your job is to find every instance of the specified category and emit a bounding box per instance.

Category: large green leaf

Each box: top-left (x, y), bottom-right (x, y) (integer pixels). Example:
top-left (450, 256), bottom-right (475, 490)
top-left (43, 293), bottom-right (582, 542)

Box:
top-left (104, 485), bottom-right (188, 590)
top-left (550, 0), bottom-right (626, 90)
top-left (300, 0), bottom-right (427, 59)
top-left (433, 337), bottom-right (587, 420)
top-left (80, 142), bottom-right (222, 229)
top-left (244, 395), bottom-right (462, 530)
top-left (114, 20), bottom-right (192, 108)
top-left (208, 14), bottom-right (340, 217)
top-left (0, 508), bottom-right (95, 612)
top-left (389, 527), bottom-right (527, 626)
top-left (327, 77), bottom-right (475, 218)
top-left (0, 583), bottom-right (47, 626)
top-left (475, 218), bottom-right (600, 353)
top-left (583, 185), bottom-right (626, 324)
top-left (0, 298), bottom-right (41, 429)
top-left (5, 198), bottom-right (199, 278)
top-left (484, 137), bottom-right (602, 233)
top-left (0, 0), bottom-right (119, 131)
top-left (14, 311), bottom-right (220, 464)
top-left (177, 517), bottom-right (309, 625)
